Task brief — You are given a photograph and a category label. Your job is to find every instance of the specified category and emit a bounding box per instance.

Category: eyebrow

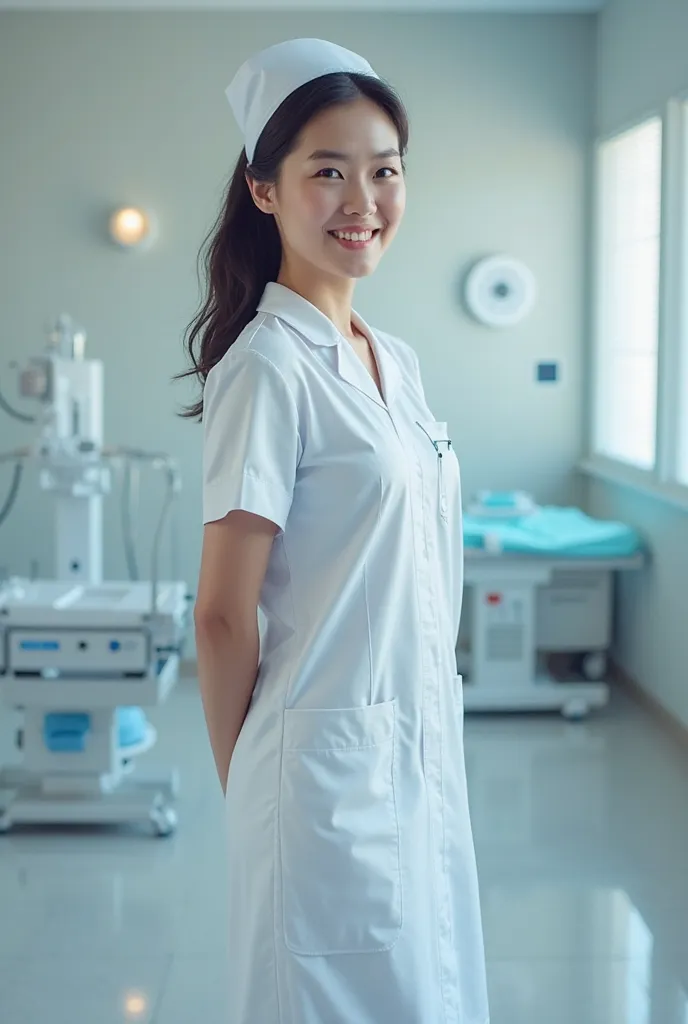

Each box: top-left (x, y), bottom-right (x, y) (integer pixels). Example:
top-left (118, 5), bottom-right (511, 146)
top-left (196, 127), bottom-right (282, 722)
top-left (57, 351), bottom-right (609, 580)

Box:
top-left (307, 148), bottom-right (401, 162)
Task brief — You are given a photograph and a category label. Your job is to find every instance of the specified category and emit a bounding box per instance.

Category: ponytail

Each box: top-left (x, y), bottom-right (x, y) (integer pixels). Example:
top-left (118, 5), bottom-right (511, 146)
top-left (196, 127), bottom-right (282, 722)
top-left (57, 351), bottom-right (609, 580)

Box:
top-left (176, 151), bottom-right (280, 419)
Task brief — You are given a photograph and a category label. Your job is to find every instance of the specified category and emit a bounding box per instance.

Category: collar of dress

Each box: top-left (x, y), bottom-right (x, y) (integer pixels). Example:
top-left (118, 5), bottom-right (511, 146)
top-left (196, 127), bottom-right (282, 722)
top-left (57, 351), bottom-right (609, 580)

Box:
top-left (257, 282), bottom-right (402, 411)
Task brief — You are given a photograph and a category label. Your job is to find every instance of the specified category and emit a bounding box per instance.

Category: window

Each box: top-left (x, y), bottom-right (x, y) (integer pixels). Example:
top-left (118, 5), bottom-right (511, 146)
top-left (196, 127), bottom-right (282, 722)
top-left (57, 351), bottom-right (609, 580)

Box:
top-left (594, 118), bottom-right (663, 471)
top-left (587, 99), bottom-right (688, 507)
top-left (676, 101), bottom-right (688, 486)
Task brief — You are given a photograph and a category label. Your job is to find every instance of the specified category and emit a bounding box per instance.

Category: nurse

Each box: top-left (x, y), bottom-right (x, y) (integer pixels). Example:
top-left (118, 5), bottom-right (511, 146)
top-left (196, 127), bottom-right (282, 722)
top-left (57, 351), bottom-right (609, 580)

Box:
top-left (187, 38), bottom-right (490, 1024)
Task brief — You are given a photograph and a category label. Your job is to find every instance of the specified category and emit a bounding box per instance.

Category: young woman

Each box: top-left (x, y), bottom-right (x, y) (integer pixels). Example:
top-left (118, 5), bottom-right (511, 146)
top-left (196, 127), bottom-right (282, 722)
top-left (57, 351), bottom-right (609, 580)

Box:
top-left (185, 37), bottom-right (489, 1024)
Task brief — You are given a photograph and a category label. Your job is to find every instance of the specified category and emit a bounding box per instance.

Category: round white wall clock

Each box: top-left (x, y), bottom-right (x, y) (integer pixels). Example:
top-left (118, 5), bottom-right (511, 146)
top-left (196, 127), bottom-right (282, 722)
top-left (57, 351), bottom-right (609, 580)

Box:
top-left (464, 255), bottom-right (537, 327)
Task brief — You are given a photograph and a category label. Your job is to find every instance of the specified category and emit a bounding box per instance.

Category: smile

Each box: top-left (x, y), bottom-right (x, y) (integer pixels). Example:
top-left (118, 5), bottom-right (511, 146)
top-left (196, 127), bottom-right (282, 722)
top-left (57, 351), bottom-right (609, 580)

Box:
top-left (328, 228), bottom-right (380, 249)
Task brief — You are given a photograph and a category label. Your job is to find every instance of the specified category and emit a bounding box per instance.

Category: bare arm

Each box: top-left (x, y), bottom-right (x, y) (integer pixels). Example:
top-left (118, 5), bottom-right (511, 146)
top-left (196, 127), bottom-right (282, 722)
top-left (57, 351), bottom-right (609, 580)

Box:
top-left (194, 509), bottom-right (278, 795)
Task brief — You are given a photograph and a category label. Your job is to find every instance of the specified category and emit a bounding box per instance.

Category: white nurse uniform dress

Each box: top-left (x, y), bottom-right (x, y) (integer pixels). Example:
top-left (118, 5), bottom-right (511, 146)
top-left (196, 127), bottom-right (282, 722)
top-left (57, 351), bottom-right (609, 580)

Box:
top-left (202, 281), bottom-right (490, 1024)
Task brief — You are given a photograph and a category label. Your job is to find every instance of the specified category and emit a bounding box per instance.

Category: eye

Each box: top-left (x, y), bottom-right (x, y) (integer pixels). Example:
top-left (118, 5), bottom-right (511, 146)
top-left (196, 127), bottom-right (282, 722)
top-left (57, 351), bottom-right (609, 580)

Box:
top-left (314, 167), bottom-right (343, 179)
top-left (376, 167), bottom-right (398, 178)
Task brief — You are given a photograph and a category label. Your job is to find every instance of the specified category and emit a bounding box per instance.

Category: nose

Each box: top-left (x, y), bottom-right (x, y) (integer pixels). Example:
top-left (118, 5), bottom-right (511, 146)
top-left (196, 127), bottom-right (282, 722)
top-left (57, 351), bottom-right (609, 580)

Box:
top-left (341, 177), bottom-right (376, 219)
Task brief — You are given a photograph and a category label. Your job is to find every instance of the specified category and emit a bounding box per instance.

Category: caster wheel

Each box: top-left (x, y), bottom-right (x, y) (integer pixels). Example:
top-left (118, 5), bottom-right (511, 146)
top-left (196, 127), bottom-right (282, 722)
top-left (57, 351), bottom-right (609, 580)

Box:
top-left (150, 806), bottom-right (177, 838)
top-left (581, 652), bottom-right (608, 681)
top-left (562, 699), bottom-right (590, 721)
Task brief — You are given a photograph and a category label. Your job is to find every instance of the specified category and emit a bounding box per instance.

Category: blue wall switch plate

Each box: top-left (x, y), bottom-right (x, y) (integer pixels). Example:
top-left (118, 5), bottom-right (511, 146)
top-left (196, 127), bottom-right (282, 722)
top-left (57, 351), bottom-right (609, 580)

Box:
top-left (537, 362), bottom-right (559, 382)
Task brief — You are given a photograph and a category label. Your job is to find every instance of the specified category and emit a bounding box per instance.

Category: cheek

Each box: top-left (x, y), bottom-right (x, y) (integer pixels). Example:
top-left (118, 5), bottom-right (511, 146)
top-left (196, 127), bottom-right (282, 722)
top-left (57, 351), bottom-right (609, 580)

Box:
top-left (276, 181), bottom-right (332, 246)
top-left (296, 183), bottom-right (337, 230)
top-left (381, 184), bottom-right (406, 235)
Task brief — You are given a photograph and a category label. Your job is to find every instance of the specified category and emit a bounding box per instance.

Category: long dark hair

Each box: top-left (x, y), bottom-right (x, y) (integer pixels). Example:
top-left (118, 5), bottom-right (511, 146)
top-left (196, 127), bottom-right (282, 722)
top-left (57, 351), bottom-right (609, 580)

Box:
top-left (177, 71), bottom-right (409, 420)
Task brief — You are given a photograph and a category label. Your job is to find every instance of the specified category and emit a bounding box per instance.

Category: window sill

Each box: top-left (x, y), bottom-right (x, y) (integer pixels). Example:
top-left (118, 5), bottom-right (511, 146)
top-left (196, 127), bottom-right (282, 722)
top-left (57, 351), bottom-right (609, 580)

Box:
top-left (578, 457), bottom-right (688, 514)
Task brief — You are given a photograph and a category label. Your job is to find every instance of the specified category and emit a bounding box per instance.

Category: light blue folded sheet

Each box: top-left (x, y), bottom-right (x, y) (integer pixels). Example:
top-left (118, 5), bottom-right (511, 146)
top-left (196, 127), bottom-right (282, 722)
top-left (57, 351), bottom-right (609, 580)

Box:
top-left (463, 505), bottom-right (643, 557)
top-left (43, 707), bottom-right (148, 753)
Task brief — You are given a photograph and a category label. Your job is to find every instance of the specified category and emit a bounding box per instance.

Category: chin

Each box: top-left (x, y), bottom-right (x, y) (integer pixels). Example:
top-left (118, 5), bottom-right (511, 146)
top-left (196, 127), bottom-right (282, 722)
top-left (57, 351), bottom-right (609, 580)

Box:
top-left (351, 264), bottom-right (379, 280)
top-left (331, 255), bottom-right (382, 281)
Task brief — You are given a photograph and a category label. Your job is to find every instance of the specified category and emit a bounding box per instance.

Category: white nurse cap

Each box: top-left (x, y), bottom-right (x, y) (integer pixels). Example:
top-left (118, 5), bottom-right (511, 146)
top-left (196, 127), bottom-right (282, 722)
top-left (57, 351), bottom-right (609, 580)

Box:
top-left (226, 38), bottom-right (379, 163)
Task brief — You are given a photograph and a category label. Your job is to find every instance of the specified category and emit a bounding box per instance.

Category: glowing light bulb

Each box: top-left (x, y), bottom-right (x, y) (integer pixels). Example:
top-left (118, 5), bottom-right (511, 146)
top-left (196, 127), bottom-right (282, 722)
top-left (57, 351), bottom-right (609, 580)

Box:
top-left (109, 207), bottom-right (154, 249)
top-left (123, 990), bottom-right (149, 1019)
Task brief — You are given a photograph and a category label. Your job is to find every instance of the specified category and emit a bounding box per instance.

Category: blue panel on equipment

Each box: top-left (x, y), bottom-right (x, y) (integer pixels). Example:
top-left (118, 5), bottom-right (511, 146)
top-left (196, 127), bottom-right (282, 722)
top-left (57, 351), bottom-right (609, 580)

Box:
top-left (20, 640), bottom-right (60, 651)
top-left (537, 362), bottom-right (558, 382)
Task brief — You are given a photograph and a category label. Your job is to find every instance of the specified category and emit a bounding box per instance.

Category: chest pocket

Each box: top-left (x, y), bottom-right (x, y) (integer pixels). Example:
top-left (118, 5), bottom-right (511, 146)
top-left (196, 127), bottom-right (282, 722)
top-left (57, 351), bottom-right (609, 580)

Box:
top-left (279, 699), bottom-right (402, 956)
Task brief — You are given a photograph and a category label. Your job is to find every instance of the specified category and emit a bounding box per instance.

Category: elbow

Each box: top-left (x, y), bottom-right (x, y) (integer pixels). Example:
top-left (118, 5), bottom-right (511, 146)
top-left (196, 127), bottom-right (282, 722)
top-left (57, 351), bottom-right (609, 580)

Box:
top-left (194, 609), bottom-right (235, 659)
top-left (193, 602), bottom-right (255, 642)
top-left (194, 603), bottom-right (229, 635)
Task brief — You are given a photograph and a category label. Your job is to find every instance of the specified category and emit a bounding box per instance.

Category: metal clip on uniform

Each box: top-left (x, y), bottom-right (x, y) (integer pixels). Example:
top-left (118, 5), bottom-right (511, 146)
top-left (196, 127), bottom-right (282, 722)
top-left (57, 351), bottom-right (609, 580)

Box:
top-left (416, 422), bottom-right (452, 522)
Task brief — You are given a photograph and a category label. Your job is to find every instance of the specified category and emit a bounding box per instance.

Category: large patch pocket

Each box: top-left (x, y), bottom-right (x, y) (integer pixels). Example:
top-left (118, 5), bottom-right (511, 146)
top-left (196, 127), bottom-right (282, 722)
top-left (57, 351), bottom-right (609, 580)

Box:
top-left (279, 699), bottom-right (402, 956)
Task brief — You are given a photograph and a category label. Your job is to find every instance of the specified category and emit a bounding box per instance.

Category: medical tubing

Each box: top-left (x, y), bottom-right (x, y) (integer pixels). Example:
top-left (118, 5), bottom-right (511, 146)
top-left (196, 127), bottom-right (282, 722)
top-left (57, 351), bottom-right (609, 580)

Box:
top-left (103, 446), bottom-right (180, 603)
top-left (121, 458), bottom-right (141, 581)
top-left (0, 462), bottom-right (24, 528)
top-left (150, 464), bottom-right (177, 623)
top-left (0, 382), bottom-right (36, 424)
top-left (170, 485), bottom-right (180, 583)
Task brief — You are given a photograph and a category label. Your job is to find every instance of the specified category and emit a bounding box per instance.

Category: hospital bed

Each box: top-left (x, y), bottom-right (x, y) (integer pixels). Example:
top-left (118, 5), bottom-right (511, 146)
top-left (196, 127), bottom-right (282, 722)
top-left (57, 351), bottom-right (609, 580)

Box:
top-left (457, 498), bottom-right (645, 718)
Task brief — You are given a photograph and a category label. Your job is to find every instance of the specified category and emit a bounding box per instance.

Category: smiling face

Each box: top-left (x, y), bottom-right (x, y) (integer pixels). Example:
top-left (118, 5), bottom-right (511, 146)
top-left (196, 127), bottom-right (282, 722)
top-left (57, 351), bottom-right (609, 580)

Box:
top-left (249, 97), bottom-right (406, 285)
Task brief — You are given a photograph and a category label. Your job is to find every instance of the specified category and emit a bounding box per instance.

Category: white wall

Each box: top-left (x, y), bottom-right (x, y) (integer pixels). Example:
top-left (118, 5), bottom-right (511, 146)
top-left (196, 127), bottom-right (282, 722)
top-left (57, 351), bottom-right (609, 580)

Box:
top-left (597, 0), bottom-right (688, 136)
top-left (0, 12), bottom-right (594, 618)
top-left (588, 0), bottom-right (688, 729)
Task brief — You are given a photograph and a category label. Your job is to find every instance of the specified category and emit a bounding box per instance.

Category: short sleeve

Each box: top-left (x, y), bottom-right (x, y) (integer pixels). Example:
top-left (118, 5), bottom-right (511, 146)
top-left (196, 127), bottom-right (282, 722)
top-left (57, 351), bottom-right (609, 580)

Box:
top-left (202, 349), bottom-right (302, 532)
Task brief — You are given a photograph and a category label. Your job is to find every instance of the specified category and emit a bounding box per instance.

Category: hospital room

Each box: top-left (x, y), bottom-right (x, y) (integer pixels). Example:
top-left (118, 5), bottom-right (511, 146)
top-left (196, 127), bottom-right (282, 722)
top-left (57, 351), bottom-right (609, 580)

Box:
top-left (1, 0), bottom-right (687, 1021)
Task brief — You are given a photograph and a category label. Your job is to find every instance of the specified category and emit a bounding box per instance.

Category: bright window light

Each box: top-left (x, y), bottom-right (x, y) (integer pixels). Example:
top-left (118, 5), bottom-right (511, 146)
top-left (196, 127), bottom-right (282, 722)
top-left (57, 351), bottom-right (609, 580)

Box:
top-left (594, 117), bottom-right (663, 470)
top-left (676, 102), bottom-right (688, 486)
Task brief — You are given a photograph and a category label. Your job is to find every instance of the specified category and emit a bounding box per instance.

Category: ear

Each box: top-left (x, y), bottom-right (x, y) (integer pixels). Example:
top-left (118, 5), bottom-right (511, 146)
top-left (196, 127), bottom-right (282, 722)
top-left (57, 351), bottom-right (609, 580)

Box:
top-left (245, 174), bottom-right (276, 216)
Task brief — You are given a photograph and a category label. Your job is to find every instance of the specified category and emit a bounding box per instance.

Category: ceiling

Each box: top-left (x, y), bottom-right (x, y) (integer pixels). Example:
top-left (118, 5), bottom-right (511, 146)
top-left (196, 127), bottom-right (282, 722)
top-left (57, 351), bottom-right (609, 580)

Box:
top-left (0, 0), bottom-right (606, 11)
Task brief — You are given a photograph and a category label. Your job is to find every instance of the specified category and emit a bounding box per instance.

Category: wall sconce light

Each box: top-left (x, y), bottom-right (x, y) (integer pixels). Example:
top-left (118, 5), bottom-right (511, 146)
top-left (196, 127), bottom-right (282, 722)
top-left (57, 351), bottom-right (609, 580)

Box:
top-left (109, 206), bottom-right (155, 250)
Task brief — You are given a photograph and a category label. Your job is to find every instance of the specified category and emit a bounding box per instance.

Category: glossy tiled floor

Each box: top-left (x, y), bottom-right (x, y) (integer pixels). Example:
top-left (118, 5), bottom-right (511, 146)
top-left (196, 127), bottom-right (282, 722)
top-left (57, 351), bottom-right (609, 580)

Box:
top-left (1, 680), bottom-right (687, 1023)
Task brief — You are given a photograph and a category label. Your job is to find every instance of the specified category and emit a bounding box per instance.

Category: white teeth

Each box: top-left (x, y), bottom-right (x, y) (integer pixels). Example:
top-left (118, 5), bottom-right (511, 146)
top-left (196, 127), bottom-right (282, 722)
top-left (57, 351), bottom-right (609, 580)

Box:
top-left (333, 230), bottom-right (374, 241)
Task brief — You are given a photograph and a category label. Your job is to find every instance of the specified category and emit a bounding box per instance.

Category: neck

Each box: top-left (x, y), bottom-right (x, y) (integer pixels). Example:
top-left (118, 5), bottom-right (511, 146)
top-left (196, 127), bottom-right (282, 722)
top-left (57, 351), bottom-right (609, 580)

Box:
top-left (277, 262), bottom-right (357, 341)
